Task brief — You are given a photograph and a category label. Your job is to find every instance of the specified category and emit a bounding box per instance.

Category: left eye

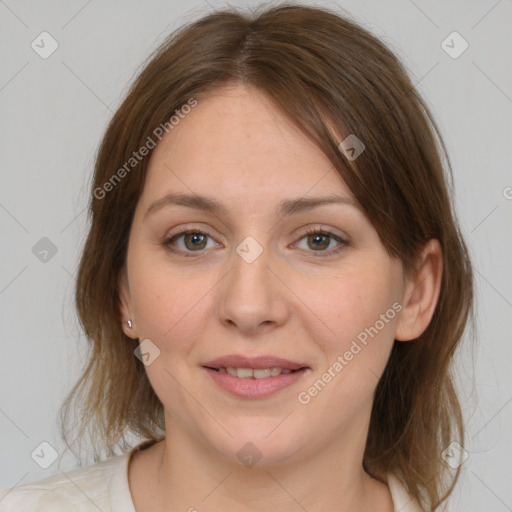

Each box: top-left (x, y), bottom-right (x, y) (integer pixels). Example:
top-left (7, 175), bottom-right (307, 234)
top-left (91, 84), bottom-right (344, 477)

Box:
top-left (294, 229), bottom-right (347, 257)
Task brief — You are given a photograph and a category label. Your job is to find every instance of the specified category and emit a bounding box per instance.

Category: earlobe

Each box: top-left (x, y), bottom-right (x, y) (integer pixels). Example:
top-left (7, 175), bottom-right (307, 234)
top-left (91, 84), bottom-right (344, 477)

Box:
top-left (118, 269), bottom-right (137, 339)
top-left (395, 239), bottom-right (443, 342)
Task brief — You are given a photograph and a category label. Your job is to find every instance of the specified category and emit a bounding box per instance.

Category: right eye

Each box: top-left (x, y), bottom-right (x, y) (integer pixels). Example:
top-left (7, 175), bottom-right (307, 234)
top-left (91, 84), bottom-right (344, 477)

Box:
top-left (163, 229), bottom-right (220, 257)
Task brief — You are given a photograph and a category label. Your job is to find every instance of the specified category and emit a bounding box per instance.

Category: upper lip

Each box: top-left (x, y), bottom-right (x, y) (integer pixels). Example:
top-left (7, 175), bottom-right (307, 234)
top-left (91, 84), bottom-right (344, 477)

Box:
top-left (203, 355), bottom-right (308, 371)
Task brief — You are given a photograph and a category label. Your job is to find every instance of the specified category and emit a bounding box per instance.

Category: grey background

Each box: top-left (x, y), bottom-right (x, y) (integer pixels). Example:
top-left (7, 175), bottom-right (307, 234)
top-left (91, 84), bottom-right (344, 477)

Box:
top-left (1, 0), bottom-right (511, 510)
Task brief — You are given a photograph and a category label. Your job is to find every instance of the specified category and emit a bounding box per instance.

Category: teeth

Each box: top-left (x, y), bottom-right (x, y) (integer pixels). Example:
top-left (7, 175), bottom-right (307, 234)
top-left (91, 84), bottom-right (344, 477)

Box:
top-left (236, 368), bottom-right (253, 379)
top-left (226, 367), bottom-right (238, 377)
top-left (221, 367), bottom-right (296, 379)
top-left (253, 368), bottom-right (271, 379)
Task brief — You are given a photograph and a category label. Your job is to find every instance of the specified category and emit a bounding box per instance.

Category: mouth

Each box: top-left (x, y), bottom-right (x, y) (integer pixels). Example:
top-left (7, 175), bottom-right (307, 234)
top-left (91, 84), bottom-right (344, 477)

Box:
top-left (204, 366), bottom-right (305, 379)
top-left (201, 355), bottom-right (310, 399)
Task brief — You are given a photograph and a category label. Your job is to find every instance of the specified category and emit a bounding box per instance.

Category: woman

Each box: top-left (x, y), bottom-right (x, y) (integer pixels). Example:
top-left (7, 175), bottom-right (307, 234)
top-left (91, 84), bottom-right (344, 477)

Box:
top-left (0, 4), bottom-right (473, 511)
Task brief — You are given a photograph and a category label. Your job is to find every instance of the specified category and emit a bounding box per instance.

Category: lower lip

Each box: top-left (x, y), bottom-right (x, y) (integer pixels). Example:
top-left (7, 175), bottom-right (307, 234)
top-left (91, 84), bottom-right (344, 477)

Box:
top-left (203, 367), bottom-right (309, 399)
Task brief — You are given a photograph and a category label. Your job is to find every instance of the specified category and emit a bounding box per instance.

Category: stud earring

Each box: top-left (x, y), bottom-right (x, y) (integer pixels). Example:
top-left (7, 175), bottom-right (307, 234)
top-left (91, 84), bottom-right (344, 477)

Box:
top-left (127, 319), bottom-right (132, 329)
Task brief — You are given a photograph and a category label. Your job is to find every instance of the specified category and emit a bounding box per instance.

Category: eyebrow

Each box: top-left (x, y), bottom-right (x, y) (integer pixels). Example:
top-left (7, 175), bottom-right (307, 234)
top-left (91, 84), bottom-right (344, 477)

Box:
top-left (144, 192), bottom-right (361, 220)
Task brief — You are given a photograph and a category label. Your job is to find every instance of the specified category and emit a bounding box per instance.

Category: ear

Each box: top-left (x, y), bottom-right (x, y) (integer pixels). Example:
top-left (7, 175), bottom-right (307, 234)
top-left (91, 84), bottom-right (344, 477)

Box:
top-left (118, 267), bottom-right (138, 339)
top-left (395, 239), bottom-right (443, 342)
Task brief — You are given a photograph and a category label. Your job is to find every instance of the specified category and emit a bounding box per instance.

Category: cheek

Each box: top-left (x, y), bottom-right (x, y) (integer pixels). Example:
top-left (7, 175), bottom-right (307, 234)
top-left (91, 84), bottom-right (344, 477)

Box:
top-left (132, 279), bottom-right (207, 348)
top-left (302, 266), bottom-right (400, 351)
top-left (294, 260), bottom-right (402, 411)
top-left (127, 247), bottom-right (196, 343)
top-left (128, 266), bottom-right (212, 413)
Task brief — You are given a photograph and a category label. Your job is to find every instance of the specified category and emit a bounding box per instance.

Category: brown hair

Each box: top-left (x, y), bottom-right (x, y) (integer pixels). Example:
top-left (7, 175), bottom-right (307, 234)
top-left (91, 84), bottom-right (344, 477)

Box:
top-left (59, 4), bottom-right (474, 510)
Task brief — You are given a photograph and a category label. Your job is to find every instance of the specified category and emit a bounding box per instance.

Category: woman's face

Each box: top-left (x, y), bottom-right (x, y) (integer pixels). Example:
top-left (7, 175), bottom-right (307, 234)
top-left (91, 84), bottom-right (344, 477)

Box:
top-left (120, 83), bottom-right (407, 466)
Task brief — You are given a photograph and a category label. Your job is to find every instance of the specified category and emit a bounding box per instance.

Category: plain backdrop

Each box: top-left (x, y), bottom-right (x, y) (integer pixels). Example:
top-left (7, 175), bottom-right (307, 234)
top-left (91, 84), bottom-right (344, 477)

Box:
top-left (1, 0), bottom-right (511, 510)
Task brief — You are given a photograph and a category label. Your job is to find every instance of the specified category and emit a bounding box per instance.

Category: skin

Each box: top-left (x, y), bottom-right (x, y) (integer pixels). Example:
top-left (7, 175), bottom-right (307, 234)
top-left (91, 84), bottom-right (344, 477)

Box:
top-left (118, 83), bottom-right (442, 512)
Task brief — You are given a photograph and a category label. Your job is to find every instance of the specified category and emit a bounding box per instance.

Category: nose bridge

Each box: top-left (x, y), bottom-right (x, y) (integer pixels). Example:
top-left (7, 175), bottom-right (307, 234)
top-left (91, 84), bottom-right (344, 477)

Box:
top-left (230, 234), bottom-right (273, 301)
top-left (217, 233), bottom-right (288, 332)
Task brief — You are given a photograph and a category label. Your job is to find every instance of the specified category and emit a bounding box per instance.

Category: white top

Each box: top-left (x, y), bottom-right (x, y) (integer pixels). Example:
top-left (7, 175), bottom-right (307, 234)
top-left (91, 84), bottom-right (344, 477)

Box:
top-left (0, 442), bottom-right (422, 511)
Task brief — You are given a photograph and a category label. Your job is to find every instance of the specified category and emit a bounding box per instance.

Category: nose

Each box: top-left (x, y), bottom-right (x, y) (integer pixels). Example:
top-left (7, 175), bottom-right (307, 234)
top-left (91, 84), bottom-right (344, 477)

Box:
top-left (217, 237), bottom-right (290, 336)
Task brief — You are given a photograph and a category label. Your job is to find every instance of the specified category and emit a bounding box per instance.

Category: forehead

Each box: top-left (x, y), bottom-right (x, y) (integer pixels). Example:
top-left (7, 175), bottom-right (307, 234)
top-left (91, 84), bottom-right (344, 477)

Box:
top-left (140, 84), bottom-right (353, 207)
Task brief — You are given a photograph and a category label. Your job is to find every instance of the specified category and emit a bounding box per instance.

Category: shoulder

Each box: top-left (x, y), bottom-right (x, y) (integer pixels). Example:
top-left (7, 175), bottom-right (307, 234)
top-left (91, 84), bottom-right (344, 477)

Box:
top-left (0, 453), bottom-right (128, 512)
top-left (387, 473), bottom-right (424, 512)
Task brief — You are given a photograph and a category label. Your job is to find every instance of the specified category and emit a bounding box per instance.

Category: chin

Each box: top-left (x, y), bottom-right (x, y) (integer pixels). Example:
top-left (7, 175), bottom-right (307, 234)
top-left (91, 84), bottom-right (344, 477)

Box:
top-left (207, 418), bottom-right (307, 468)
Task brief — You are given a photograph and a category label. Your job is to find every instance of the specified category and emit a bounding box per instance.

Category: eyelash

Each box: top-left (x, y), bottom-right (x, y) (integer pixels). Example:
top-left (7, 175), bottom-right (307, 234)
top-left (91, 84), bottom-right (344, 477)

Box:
top-left (162, 227), bottom-right (348, 259)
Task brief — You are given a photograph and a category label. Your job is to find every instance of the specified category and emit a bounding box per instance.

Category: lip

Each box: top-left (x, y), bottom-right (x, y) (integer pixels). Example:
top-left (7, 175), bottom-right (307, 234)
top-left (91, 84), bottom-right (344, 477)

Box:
top-left (203, 367), bottom-right (309, 399)
top-left (203, 354), bottom-right (307, 371)
top-left (202, 354), bottom-right (310, 399)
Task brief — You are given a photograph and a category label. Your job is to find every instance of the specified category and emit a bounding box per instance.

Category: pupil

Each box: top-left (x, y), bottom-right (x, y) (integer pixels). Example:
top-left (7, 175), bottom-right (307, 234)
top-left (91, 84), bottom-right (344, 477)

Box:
top-left (309, 233), bottom-right (328, 250)
top-left (186, 233), bottom-right (206, 250)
